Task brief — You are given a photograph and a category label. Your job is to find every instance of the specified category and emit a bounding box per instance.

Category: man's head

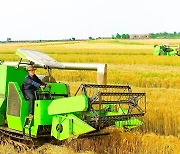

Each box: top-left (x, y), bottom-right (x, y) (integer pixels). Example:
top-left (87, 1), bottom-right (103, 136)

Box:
top-left (27, 65), bottom-right (36, 77)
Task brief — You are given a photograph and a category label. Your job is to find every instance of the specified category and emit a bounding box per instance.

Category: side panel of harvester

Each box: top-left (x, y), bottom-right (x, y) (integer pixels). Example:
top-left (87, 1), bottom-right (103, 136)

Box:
top-left (7, 82), bottom-right (29, 131)
top-left (0, 65), bottom-right (27, 126)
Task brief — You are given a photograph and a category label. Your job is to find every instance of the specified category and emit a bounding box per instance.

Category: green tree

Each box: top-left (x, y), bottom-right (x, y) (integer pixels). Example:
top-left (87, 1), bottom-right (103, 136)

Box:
top-left (7, 37), bottom-right (11, 42)
top-left (116, 33), bottom-right (121, 39)
top-left (89, 36), bottom-right (94, 40)
top-left (112, 35), bottom-right (115, 39)
top-left (126, 34), bottom-right (130, 39)
top-left (71, 37), bottom-right (76, 41)
top-left (122, 34), bottom-right (126, 39)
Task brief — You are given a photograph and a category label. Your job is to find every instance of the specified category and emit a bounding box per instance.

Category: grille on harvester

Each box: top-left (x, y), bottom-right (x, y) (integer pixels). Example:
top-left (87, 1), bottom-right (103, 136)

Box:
top-left (7, 83), bottom-right (21, 116)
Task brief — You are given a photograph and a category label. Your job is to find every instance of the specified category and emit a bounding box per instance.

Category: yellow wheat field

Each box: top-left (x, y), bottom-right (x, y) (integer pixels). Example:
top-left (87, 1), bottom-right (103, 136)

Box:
top-left (0, 39), bottom-right (179, 154)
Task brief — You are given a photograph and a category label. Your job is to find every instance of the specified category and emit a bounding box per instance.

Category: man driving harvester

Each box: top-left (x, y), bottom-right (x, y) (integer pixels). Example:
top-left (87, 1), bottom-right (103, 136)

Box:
top-left (24, 65), bottom-right (46, 118)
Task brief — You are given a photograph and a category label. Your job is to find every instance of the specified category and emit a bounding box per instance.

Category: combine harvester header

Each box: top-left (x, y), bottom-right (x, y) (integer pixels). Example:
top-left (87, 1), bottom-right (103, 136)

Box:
top-left (0, 49), bottom-right (146, 142)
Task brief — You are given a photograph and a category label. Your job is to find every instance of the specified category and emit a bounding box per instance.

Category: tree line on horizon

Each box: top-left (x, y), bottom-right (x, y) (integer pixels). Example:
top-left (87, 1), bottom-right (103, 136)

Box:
top-left (150, 32), bottom-right (180, 39)
top-left (112, 33), bottom-right (130, 39)
top-left (2, 32), bottom-right (180, 43)
top-left (112, 32), bottom-right (180, 39)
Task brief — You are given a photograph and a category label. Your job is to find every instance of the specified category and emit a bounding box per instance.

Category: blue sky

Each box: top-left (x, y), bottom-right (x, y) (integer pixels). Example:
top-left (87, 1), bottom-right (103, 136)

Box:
top-left (0, 0), bottom-right (180, 41)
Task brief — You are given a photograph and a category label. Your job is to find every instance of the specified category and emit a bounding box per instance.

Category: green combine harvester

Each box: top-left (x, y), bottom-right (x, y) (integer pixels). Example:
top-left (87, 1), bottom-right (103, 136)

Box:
top-left (154, 44), bottom-right (180, 56)
top-left (0, 49), bottom-right (146, 142)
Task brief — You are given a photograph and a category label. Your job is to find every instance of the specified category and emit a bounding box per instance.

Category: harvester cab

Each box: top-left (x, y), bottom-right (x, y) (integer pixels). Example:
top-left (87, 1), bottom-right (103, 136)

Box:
top-left (154, 44), bottom-right (180, 56)
top-left (0, 48), bottom-right (146, 141)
